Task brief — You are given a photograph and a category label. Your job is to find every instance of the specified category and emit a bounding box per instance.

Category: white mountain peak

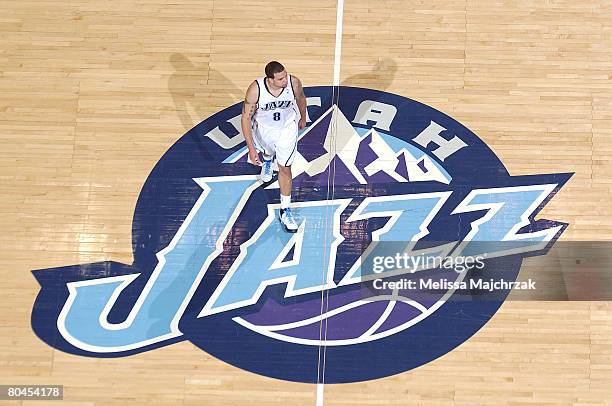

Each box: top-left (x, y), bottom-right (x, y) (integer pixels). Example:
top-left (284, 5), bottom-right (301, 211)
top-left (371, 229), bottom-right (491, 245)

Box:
top-left (363, 129), bottom-right (407, 182)
top-left (265, 104), bottom-right (451, 189)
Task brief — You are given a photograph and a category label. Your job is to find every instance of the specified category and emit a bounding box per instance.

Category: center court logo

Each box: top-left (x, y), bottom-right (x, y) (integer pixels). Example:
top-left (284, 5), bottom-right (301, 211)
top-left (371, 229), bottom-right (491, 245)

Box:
top-left (32, 87), bottom-right (571, 383)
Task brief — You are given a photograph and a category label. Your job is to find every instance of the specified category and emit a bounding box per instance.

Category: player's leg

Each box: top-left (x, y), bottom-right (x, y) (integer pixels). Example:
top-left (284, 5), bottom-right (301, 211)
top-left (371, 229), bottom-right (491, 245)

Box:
top-left (275, 123), bottom-right (299, 232)
top-left (277, 163), bottom-right (297, 232)
top-left (252, 124), bottom-right (276, 182)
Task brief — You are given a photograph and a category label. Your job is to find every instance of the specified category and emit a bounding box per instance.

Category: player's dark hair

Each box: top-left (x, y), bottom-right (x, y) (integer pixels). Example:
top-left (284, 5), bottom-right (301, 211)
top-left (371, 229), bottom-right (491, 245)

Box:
top-left (265, 61), bottom-right (285, 78)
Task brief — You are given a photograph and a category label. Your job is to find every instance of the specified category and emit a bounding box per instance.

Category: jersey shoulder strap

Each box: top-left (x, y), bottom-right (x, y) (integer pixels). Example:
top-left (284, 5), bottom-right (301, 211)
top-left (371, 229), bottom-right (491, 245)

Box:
top-left (253, 78), bottom-right (262, 105)
top-left (288, 74), bottom-right (296, 99)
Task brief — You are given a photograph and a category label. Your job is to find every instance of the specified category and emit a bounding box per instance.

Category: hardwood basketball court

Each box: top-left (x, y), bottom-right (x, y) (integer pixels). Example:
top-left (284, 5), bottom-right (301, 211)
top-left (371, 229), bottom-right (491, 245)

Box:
top-left (1, 0), bottom-right (611, 404)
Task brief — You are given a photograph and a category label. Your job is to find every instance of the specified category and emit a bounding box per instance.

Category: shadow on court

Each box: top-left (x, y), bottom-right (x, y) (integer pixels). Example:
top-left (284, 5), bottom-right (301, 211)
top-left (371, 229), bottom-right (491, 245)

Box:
top-left (169, 53), bottom-right (243, 132)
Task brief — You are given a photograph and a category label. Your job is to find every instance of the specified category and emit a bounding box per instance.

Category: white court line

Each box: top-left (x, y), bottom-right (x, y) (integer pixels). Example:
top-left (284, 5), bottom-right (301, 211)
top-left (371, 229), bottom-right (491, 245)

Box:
top-left (317, 2), bottom-right (345, 405)
top-left (316, 383), bottom-right (325, 406)
top-left (333, 0), bottom-right (345, 87)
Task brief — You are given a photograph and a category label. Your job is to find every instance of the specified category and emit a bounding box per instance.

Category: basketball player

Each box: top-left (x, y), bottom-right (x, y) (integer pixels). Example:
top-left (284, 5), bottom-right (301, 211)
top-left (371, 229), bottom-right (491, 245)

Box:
top-left (241, 61), bottom-right (307, 233)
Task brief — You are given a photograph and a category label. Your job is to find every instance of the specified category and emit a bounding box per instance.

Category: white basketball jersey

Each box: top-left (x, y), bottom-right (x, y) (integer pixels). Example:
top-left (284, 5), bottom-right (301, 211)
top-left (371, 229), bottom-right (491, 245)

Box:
top-left (253, 75), bottom-right (298, 129)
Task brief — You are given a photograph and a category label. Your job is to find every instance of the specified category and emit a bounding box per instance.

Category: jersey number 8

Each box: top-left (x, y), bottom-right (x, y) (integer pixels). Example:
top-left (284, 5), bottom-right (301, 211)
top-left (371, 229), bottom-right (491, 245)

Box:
top-left (273, 112), bottom-right (281, 121)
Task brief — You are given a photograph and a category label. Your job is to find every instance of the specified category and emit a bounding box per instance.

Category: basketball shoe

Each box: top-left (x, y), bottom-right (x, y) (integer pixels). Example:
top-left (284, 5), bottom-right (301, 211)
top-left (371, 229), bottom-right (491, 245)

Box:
top-left (279, 208), bottom-right (298, 233)
top-left (260, 159), bottom-right (273, 183)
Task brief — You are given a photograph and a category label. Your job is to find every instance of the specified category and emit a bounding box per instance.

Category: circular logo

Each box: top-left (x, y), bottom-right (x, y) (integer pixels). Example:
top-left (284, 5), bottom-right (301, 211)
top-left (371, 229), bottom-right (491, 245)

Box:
top-left (32, 86), bottom-right (568, 384)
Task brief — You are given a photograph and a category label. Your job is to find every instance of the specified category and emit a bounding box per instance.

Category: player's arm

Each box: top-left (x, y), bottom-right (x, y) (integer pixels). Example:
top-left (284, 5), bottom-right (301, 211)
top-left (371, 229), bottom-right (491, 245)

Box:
top-left (292, 75), bottom-right (307, 129)
top-left (241, 81), bottom-right (261, 165)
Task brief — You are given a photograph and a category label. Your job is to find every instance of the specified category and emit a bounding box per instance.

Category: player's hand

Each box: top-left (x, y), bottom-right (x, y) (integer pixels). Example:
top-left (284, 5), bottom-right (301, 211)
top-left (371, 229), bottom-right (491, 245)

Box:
top-left (298, 117), bottom-right (306, 130)
top-left (248, 147), bottom-right (261, 165)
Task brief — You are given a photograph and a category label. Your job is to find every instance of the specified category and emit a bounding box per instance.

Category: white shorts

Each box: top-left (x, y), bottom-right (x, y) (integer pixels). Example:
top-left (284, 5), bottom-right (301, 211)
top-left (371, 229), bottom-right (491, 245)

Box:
top-left (252, 121), bottom-right (298, 167)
